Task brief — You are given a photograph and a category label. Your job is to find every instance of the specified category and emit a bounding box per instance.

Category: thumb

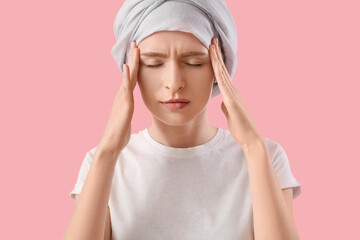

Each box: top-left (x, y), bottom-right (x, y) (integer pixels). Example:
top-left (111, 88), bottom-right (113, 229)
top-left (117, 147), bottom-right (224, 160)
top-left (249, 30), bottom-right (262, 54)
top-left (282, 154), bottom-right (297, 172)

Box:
top-left (221, 101), bottom-right (229, 118)
top-left (122, 64), bottom-right (130, 87)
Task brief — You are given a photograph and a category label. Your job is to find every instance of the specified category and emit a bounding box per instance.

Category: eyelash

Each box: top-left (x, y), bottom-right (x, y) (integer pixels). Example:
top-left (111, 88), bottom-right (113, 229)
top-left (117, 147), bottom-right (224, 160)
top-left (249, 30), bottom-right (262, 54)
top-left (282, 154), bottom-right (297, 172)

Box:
top-left (146, 64), bottom-right (203, 68)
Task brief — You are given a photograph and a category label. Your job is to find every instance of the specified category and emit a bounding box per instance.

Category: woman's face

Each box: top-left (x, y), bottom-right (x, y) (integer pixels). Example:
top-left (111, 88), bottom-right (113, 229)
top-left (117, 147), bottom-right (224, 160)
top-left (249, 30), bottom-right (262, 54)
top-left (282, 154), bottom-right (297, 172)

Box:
top-left (137, 31), bottom-right (215, 126)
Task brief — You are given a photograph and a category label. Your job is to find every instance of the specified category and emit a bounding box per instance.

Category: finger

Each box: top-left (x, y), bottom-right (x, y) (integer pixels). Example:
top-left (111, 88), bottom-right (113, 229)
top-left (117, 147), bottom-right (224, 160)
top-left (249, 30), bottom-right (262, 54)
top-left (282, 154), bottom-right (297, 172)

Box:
top-left (122, 64), bottom-right (130, 88)
top-left (128, 41), bottom-right (134, 76)
top-left (210, 40), bottom-right (235, 99)
top-left (221, 101), bottom-right (229, 118)
top-left (210, 45), bottom-right (226, 92)
top-left (130, 41), bottom-right (140, 85)
top-left (210, 37), bottom-right (223, 71)
top-left (213, 39), bottom-right (232, 84)
top-left (209, 41), bottom-right (217, 67)
top-left (210, 44), bottom-right (221, 80)
top-left (210, 37), bottom-right (221, 62)
top-left (122, 41), bottom-right (133, 88)
top-left (127, 41), bottom-right (138, 88)
top-left (215, 38), bottom-right (224, 63)
top-left (213, 39), bottom-right (225, 72)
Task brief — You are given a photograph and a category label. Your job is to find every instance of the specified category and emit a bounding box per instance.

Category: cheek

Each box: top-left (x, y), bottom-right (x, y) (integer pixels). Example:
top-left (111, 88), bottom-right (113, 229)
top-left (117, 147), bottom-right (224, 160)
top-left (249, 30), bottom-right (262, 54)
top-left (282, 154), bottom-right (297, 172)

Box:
top-left (204, 64), bottom-right (215, 79)
top-left (189, 65), bottom-right (215, 86)
top-left (188, 67), bottom-right (214, 88)
top-left (138, 67), bottom-right (156, 92)
top-left (138, 80), bottom-right (154, 101)
top-left (190, 80), bottom-right (214, 101)
top-left (138, 71), bottom-right (160, 108)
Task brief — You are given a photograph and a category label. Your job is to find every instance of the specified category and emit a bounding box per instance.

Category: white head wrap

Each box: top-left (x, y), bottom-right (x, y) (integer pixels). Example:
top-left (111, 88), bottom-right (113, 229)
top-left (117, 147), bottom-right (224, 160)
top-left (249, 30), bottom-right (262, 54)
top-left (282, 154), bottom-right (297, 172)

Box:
top-left (111, 0), bottom-right (237, 98)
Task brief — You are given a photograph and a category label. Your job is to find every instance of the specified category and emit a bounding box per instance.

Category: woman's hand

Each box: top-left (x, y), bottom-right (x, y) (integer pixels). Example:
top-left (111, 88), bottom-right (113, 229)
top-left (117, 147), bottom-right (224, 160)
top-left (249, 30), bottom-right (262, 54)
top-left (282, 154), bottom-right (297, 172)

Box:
top-left (98, 40), bottom-right (140, 155)
top-left (209, 37), bottom-right (264, 148)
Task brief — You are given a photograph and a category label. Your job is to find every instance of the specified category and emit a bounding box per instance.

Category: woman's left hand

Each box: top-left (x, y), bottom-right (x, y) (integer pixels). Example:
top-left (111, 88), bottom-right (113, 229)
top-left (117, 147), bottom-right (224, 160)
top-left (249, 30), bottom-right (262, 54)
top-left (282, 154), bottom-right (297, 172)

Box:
top-left (209, 37), bottom-right (264, 148)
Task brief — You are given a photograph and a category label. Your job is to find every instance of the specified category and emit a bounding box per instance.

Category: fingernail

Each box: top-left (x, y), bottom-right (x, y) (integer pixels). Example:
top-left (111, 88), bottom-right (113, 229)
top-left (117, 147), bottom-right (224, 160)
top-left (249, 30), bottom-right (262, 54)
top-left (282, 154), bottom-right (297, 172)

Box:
top-left (215, 38), bottom-right (218, 45)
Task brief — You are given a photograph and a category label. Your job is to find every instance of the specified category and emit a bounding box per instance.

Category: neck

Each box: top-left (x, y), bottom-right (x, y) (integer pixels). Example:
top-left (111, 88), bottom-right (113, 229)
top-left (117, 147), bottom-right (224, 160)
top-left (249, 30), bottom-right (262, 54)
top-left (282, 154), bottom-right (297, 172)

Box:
top-left (148, 110), bottom-right (218, 148)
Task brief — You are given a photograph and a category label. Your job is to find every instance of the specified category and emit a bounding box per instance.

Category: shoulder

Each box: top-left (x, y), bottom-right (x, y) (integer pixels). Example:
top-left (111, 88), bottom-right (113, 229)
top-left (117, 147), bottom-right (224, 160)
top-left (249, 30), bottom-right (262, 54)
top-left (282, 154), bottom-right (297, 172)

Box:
top-left (264, 138), bottom-right (288, 158)
top-left (220, 130), bottom-right (286, 162)
top-left (264, 137), bottom-right (283, 152)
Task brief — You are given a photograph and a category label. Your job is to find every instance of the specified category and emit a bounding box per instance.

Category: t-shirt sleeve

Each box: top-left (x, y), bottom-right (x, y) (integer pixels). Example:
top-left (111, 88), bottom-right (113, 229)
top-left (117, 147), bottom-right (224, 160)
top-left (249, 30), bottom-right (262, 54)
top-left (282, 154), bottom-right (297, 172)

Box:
top-left (69, 147), bottom-right (97, 200)
top-left (269, 141), bottom-right (302, 199)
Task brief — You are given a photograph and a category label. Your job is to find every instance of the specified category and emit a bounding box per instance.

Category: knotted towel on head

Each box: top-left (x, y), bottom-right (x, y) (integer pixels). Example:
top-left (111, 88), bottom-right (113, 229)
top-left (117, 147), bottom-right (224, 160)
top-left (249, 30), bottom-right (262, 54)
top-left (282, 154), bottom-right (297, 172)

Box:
top-left (111, 0), bottom-right (237, 98)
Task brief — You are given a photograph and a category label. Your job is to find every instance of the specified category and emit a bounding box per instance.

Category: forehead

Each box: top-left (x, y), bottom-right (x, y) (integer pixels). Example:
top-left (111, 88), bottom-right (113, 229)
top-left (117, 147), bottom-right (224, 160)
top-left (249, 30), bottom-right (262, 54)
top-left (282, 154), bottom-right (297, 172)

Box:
top-left (138, 31), bottom-right (206, 50)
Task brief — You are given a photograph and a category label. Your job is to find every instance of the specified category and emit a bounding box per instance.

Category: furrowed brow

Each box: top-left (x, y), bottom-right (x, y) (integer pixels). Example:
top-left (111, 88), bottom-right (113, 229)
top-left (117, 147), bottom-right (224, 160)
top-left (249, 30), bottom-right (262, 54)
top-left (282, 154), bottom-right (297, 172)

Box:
top-left (141, 51), bottom-right (208, 58)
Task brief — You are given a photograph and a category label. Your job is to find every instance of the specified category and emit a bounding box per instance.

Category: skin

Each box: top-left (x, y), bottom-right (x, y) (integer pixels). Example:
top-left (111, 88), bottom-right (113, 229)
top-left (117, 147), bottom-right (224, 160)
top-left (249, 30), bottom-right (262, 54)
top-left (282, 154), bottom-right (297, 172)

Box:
top-left (208, 35), bottom-right (300, 239)
top-left (136, 30), bottom-right (219, 148)
top-left (132, 31), bottom-right (299, 239)
top-left (63, 30), bottom-right (299, 240)
top-left (80, 29), bottom-right (297, 239)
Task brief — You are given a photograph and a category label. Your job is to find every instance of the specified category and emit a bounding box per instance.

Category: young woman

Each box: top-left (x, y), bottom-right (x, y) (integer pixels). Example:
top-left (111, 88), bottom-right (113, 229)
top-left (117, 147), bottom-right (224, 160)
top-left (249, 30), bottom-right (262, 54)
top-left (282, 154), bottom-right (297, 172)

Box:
top-left (63, 1), bottom-right (301, 240)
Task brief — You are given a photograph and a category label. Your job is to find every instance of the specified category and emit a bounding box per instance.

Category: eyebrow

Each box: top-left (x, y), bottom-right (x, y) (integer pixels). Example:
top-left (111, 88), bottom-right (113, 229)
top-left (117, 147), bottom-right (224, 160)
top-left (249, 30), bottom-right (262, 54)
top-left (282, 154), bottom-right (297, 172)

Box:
top-left (140, 51), bottom-right (208, 58)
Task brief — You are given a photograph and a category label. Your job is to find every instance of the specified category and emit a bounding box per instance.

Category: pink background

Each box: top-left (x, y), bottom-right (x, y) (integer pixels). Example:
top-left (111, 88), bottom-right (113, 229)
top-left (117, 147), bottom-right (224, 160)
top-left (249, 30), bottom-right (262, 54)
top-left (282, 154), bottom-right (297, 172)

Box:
top-left (1, 0), bottom-right (359, 239)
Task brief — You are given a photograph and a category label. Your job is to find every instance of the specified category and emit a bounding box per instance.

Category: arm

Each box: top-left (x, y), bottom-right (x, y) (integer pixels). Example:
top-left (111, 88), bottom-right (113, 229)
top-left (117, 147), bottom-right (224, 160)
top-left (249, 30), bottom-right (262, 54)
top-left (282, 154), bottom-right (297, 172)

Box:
top-left (63, 39), bottom-right (140, 240)
top-left (73, 194), bottom-right (111, 240)
top-left (209, 37), bottom-right (300, 239)
top-left (243, 140), bottom-right (300, 240)
top-left (62, 149), bottom-right (117, 240)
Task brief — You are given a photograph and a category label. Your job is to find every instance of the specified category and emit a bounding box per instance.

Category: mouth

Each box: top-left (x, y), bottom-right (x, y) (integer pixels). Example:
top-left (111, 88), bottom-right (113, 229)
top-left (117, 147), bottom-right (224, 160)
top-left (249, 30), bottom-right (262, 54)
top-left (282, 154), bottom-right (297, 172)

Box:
top-left (161, 99), bottom-right (191, 103)
top-left (160, 102), bottom-right (190, 111)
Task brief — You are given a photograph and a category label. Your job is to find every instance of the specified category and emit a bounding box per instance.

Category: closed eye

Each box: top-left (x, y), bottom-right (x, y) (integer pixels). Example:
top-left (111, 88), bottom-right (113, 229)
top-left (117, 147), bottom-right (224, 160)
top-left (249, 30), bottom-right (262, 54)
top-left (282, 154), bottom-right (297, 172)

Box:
top-left (146, 63), bottom-right (203, 68)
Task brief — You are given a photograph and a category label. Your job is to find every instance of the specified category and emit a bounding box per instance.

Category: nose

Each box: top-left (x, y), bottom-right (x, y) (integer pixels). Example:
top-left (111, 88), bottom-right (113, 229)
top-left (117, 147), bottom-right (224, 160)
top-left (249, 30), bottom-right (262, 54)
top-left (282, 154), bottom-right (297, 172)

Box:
top-left (164, 61), bottom-right (185, 94)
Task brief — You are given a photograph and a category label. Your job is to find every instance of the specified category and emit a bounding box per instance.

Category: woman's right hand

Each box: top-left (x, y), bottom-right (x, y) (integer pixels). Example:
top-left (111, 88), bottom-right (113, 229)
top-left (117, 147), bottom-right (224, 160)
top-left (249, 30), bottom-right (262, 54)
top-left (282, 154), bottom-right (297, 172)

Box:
top-left (97, 40), bottom-right (140, 156)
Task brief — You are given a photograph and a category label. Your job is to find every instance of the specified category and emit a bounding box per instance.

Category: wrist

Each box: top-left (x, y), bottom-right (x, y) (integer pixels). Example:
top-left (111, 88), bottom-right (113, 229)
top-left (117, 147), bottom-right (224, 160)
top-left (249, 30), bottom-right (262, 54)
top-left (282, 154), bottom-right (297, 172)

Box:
top-left (241, 138), bottom-right (266, 154)
top-left (95, 142), bottom-right (122, 162)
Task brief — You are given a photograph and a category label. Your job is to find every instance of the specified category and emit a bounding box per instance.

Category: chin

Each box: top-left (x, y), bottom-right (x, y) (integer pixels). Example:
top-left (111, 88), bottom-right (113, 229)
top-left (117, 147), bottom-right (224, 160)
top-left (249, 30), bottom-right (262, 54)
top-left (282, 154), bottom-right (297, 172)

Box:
top-left (151, 104), bottom-right (208, 126)
top-left (153, 113), bottom-right (195, 126)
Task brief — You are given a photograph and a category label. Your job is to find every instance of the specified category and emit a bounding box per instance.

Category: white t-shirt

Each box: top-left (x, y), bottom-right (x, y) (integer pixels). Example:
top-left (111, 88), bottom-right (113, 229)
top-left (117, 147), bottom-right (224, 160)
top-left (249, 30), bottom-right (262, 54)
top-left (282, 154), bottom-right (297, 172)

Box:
top-left (69, 128), bottom-right (301, 240)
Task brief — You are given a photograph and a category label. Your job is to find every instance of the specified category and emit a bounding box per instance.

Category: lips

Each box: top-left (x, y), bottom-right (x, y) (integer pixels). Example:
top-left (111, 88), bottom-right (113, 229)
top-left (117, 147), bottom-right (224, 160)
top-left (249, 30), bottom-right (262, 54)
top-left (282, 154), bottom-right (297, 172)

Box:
top-left (161, 101), bottom-right (190, 111)
top-left (162, 99), bottom-right (190, 103)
